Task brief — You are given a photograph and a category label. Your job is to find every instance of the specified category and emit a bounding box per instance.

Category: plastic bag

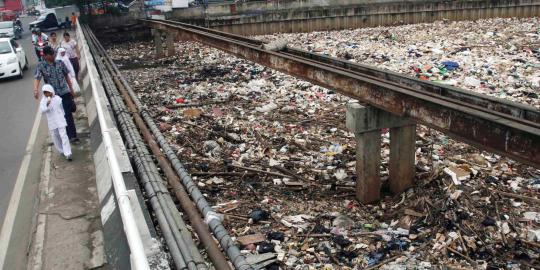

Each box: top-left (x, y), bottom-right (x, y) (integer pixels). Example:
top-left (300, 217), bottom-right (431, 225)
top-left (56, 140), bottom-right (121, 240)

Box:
top-left (70, 75), bottom-right (81, 94)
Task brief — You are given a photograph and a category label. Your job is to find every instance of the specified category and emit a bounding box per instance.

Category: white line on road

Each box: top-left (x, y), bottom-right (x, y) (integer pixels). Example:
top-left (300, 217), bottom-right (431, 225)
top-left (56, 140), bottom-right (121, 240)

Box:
top-left (28, 146), bottom-right (52, 270)
top-left (0, 108), bottom-right (42, 269)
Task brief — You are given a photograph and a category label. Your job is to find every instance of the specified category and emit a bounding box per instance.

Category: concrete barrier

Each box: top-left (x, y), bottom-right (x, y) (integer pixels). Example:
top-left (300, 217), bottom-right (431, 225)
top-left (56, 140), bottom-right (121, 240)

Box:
top-left (76, 25), bottom-right (168, 269)
top-left (169, 0), bottom-right (540, 35)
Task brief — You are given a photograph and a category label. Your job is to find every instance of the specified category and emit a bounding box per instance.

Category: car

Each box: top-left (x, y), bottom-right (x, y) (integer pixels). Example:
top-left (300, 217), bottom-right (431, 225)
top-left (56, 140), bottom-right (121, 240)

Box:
top-left (29, 11), bottom-right (69, 32)
top-left (0, 21), bottom-right (15, 38)
top-left (26, 8), bottom-right (40, 16)
top-left (0, 21), bottom-right (22, 39)
top-left (0, 37), bottom-right (27, 79)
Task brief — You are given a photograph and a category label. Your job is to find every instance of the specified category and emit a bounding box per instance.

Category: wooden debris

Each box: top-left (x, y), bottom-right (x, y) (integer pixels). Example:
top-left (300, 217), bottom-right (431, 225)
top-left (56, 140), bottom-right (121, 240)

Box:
top-left (404, 209), bottom-right (425, 217)
top-left (237, 234), bottom-right (266, 246)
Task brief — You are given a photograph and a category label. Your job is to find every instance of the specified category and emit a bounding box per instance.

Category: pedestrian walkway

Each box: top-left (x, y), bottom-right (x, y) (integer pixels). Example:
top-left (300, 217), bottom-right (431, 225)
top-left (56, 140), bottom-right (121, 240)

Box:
top-left (26, 92), bottom-right (108, 270)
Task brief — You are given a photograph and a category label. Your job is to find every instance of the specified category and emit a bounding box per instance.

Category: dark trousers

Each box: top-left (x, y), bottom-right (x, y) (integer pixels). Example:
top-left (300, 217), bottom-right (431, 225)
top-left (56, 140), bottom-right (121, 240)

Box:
top-left (60, 93), bottom-right (77, 139)
top-left (69, 57), bottom-right (80, 79)
top-left (35, 48), bottom-right (42, 61)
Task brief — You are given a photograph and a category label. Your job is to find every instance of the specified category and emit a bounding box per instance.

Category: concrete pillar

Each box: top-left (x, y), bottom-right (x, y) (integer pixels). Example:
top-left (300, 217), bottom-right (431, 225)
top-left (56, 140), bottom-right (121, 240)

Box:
top-left (166, 31), bottom-right (176, 57)
top-left (355, 128), bottom-right (382, 204)
top-left (389, 124), bottom-right (416, 194)
top-left (346, 102), bottom-right (416, 203)
top-left (152, 29), bottom-right (164, 58)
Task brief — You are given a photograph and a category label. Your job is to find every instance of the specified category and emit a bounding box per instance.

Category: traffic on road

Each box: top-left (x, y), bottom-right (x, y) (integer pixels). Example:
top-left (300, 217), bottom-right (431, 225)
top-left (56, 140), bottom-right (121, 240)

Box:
top-left (0, 11), bottom-right (79, 268)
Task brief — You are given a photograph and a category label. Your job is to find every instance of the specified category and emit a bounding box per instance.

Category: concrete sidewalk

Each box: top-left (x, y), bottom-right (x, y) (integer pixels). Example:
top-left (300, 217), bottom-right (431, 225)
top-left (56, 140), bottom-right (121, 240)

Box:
top-left (26, 93), bottom-right (108, 270)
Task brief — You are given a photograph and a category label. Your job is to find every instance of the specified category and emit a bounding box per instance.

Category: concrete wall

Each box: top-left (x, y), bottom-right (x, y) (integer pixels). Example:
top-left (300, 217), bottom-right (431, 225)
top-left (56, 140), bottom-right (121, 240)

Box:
top-left (77, 25), bottom-right (163, 269)
top-left (172, 0), bottom-right (400, 19)
top-left (89, 0), bottom-right (540, 41)
top-left (170, 0), bottom-right (540, 35)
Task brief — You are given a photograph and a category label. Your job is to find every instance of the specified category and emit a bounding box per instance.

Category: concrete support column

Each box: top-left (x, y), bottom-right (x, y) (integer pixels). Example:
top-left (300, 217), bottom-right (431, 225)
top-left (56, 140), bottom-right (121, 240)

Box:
top-left (355, 128), bottom-right (382, 204)
top-left (346, 102), bottom-right (416, 203)
top-left (166, 31), bottom-right (176, 57)
top-left (152, 29), bottom-right (164, 58)
top-left (389, 124), bottom-right (416, 194)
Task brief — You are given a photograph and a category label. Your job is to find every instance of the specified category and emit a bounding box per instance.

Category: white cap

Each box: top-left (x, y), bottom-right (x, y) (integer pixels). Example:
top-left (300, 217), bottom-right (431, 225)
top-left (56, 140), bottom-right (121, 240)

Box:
top-left (42, 84), bottom-right (55, 94)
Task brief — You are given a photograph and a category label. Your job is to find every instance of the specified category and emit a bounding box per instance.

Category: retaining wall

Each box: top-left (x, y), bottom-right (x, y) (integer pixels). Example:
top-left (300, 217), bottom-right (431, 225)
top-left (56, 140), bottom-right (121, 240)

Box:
top-left (77, 24), bottom-right (163, 269)
top-left (174, 0), bottom-right (540, 35)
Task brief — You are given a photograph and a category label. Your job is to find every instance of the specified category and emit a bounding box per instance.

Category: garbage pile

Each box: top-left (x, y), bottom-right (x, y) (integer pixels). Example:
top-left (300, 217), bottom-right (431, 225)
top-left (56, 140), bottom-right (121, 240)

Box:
top-left (260, 17), bottom-right (540, 107)
top-left (106, 17), bottom-right (540, 269)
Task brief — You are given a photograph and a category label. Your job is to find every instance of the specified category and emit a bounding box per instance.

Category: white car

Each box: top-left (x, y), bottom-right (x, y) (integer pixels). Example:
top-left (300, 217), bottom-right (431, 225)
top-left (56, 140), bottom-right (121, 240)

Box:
top-left (0, 21), bottom-right (15, 39)
top-left (0, 38), bottom-right (28, 80)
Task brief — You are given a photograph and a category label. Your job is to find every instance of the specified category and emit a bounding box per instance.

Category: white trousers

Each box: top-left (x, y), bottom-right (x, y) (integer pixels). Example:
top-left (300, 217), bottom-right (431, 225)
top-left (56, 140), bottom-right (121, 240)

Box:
top-left (50, 127), bottom-right (72, 157)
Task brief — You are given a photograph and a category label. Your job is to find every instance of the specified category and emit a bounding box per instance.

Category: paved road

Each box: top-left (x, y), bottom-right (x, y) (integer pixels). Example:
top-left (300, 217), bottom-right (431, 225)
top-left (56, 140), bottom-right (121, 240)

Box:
top-left (0, 18), bottom-right (41, 231)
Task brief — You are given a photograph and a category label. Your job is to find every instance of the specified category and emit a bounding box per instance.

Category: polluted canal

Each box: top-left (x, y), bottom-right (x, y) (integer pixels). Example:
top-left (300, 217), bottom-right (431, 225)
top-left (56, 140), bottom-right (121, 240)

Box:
top-left (105, 17), bottom-right (540, 269)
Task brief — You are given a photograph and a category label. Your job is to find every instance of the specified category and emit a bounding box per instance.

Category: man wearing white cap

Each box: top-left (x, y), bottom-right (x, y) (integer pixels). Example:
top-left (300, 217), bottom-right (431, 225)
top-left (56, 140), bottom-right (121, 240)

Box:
top-left (40, 84), bottom-right (72, 161)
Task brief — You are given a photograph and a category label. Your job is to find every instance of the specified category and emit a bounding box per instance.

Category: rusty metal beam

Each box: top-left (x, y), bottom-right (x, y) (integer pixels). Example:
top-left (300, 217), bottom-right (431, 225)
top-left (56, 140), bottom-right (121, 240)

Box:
top-left (283, 48), bottom-right (540, 124)
top-left (141, 19), bottom-right (540, 168)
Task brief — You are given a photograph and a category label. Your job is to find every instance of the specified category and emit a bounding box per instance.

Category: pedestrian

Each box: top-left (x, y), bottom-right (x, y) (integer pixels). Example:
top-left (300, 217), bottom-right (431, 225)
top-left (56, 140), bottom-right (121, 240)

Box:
top-left (70, 12), bottom-right (77, 30)
top-left (49, 32), bottom-right (60, 52)
top-left (34, 46), bottom-right (79, 143)
top-left (60, 32), bottom-right (80, 80)
top-left (40, 84), bottom-right (72, 161)
top-left (56, 47), bottom-right (80, 94)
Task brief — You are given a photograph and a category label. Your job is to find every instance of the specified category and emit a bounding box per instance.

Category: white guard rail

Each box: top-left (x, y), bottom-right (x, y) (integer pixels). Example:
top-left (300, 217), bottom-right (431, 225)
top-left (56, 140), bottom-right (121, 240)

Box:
top-left (76, 22), bottom-right (151, 270)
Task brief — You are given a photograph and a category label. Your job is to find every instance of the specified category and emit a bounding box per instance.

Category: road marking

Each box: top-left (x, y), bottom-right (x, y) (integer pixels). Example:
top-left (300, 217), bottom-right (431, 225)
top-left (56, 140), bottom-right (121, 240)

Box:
top-left (0, 108), bottom-right (42, 269)
top-left (28, 146), bottom-right (51, 270)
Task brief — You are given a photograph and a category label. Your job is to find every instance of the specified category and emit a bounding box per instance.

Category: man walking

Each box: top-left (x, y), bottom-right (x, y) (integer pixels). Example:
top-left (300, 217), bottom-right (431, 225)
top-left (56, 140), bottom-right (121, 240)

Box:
top-left (34, 46), bottom-right (79, 142)
top-left (61, 32), bottom-right (80, 80)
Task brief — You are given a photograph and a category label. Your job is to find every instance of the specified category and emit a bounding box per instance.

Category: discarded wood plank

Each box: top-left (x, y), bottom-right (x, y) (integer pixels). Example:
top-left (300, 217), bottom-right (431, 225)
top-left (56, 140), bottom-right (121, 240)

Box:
top-left (222, 206), bottom-right (238, 213)
top-left (236, 234), bottom-right (266, 246)
top-left (495, 190), bottom-right (540, 204)
top-left (224, 214), bottom-right (271, 224)
top-left (191, 171), bottom-right (256, 177)
top-left (297, 232), bottom-right (382, 238)
top-left (457, 231), bottom-right (469, 256)
top-left (283, 179), bottom-right (306, 187)
top-left (364, 255), bottom-right (400, 270)
top-left (272, 166), bottom-right (305, 181)
top-left (404, 209), bottom-right (426, 217)
top-left (521, 239), bottom-right (540, 249)
top-left (511, 260), bottom-right (540, 270)
top-left (245, 253), bottom-right (277, 267)
top-left (334, 193), bottom-right (356, 198)
top-left (182, 121), bottom-right (213, 132)
top-left (213, 201), bottom-right (240, 213)
top-left (494, 201), bottom-right (508, 246)
top-left (230, 164), bottom-right (290, 179)
top-left (224, 214), bottom-right (249, 221)
top-left (446, 246), bottom-right (477, 266)
top-left (167, 99), bottom-right (230, 109)
top-left (296, 233), bottom-right (332, 238)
